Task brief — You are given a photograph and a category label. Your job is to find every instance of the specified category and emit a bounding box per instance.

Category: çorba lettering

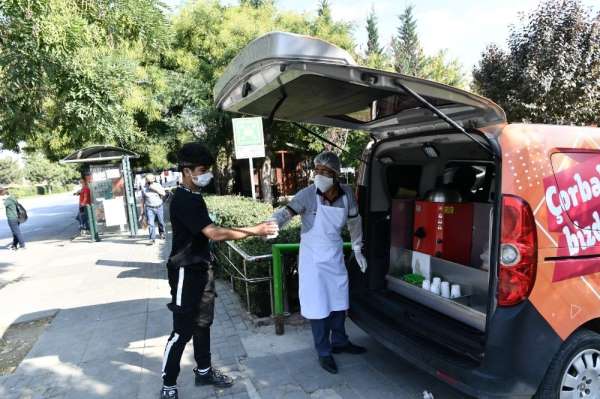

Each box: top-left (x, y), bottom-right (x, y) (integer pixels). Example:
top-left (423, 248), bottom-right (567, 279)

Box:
top-left (545, 164), bottom-right (600, 256)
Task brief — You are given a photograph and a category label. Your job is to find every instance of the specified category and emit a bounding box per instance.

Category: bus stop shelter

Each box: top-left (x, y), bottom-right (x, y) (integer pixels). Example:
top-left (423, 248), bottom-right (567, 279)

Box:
top-left (60, 145), bottom-right (140, 238)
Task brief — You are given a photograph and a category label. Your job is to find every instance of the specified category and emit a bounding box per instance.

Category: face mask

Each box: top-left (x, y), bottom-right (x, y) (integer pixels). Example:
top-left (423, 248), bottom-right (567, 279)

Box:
top-left (192, 172), bottom-right (213, 188)
top-left (314, 174), bottom-right (334, 192)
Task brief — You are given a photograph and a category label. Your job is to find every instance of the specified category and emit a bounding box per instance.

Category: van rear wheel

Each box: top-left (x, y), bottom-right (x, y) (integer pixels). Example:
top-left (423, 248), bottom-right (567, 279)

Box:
top-left (535, 329), bottom-right (600, 399)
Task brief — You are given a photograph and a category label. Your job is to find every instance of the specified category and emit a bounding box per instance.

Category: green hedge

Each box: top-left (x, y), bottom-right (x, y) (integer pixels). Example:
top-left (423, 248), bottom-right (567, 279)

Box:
top-left (205, 195), bottom-right (302, 317)
top-left (9, 184), bottom-right (75, 198)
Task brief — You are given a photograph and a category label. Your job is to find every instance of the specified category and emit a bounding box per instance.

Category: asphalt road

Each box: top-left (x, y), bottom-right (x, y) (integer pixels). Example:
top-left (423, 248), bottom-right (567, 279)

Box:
top-left (0, 192), bottom-right (80, 245)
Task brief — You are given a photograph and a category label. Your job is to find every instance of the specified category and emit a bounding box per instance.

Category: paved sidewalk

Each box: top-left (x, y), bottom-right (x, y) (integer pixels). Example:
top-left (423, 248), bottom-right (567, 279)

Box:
top-left (0, 230), bottom-right (468, 399)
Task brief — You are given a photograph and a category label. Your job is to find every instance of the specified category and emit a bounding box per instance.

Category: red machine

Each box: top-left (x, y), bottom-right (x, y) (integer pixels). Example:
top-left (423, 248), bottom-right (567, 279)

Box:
top-left (413, 201), bottom-right (473, 264)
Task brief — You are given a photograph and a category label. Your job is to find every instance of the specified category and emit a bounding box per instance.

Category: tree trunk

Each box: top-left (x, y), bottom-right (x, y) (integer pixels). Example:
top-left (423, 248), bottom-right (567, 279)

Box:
top-left (260, 156), bottom-right (273, 203)
top-left (214, 147), bottom-right (234, 195)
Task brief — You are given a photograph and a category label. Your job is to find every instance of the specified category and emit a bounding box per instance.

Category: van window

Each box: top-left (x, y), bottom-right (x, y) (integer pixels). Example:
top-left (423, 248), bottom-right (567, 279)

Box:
top-left (546, 151), bottom-right (600, 234)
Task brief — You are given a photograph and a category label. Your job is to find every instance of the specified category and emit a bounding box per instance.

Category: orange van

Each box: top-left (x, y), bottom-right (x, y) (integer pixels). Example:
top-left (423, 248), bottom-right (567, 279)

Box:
top-left (214, 32), bottom-right (600, 399)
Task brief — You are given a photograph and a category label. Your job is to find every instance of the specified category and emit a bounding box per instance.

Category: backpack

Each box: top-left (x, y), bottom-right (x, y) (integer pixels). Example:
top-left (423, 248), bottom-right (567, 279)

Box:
top-left (16, 202), bottom-right (28, 223)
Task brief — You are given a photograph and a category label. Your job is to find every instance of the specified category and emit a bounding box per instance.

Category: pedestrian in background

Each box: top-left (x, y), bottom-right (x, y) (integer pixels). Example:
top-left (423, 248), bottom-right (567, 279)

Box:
top-left (78, 177), bottom-right (92, 235)
top-left (142, 173), bottom-right (166, 244)
top-left (1, 186), bottom-right (26, 250)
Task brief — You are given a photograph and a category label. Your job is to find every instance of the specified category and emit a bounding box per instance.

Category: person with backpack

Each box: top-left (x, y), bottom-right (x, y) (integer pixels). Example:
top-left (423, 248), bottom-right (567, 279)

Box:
top-left (0, 186), bottom-right (26, 250)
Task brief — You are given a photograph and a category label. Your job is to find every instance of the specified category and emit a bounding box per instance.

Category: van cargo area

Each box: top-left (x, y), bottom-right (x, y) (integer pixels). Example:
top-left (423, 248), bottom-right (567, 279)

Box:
top-left (358, 131), bottom-right (499, 357)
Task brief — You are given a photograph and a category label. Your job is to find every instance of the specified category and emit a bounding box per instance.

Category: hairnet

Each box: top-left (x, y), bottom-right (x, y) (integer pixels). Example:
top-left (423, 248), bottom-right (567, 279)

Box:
top-left (314, 152), bottom-right (341, 175)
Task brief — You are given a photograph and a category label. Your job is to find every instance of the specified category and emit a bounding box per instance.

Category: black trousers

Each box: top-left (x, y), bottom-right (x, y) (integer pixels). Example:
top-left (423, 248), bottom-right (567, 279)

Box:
top-left (161, 265), bottom-right (216, 386)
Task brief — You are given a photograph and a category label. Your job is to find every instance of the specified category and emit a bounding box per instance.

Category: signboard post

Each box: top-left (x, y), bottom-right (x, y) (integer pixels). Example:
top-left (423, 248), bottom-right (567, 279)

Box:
top-left (232, 117), bottom-right (265, 200)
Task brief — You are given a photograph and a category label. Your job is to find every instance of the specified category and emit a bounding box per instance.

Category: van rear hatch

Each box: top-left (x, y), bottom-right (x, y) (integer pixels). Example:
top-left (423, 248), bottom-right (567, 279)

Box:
top-left (213, 31), bottom-right (506, 136)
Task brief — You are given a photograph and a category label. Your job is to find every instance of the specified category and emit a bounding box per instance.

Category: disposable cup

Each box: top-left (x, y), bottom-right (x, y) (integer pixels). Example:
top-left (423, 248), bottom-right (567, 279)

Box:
top-left (266, 217), bottom-right (279, 240)
top-left (451, 284), bottom-right (462, 299)
top-left (441, 281), bottom-right (450, 298)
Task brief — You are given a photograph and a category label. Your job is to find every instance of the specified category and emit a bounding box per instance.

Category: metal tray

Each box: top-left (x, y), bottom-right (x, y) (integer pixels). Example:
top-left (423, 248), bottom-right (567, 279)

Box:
top-left (386, 275), bottom-right (486, 331)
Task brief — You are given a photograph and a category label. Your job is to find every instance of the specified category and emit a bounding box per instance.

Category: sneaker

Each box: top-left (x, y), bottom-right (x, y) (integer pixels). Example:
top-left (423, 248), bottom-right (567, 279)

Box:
top-left (160, 387), bottom-right (178, 399)
top-left (331, 342), bottom-right (367, 355)
top-left (194, 367), bottom-right (234, 388)
top-left (7, 244), bottom-right (17, 251)
top-left (159, 233), bottom-right (166, 240)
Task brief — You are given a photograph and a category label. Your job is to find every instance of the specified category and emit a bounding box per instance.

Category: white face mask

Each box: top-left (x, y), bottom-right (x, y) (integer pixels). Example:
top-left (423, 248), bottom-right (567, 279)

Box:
top-left (314, 174), bottom-right (334, 193)
top-left (192, 172), bottom-right (213, 188)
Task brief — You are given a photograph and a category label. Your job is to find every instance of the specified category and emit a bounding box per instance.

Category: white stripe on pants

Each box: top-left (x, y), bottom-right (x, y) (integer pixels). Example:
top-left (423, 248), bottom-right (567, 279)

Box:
top-left (176, 268), bottom-right (184, 306)
top-left (161, 333), bottom-right (180, 376)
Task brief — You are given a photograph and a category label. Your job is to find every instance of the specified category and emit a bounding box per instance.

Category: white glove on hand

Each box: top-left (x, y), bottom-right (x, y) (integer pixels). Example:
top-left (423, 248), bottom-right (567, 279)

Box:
top-left (354, 250), bottom-right (368, 273)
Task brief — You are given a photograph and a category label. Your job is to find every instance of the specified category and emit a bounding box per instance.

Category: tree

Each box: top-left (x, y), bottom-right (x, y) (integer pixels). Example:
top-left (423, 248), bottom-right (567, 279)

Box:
top-left (366, 5), bottom-right (382, 57)
top-left (392, 5), bottom-right (423, 76)
top-left (422, 50), bottom-right (467, 89)
top-left (472, 0), bottom-right (600, 124)
top-left (361, 6), bottom-right (392, 70)
top-left (24, 152), bottom-right (79, 188)
top-left (0, 157), bottom-right (23, 186)
top-left (390, 5), bottom-right (466, 88)
top-left (168, 1), bottom-right (357, 201)
top-left (0, 0), bottom-right (171, 159)
top-left (317, 0), bottom-right (332, 23)
top-left (240, 0), bottom-right (273, 7)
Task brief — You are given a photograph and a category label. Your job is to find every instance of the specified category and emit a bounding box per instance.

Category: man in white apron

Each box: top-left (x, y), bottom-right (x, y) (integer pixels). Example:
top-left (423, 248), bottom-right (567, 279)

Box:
top-left (271, 152), bottom-right (368, 374)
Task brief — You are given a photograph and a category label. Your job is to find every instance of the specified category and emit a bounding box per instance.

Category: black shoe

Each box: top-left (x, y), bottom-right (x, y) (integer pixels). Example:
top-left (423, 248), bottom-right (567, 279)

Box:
top-left (194, 367), bottom-right (234, 388)
top-left (318, 355), bottom-right (338, 374)
top-left (331, 342), bottom-right (367, 355)
top-left (160, 387), bottom-right (178, 399)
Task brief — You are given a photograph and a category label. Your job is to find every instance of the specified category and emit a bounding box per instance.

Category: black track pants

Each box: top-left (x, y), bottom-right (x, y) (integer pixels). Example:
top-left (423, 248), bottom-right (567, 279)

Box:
top-left (161, 265), bottom-right (216, 386)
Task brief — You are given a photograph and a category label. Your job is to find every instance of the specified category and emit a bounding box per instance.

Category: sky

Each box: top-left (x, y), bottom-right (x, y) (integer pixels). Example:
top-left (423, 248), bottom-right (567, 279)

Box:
top-left (165, 0), bottom-right (599, 71)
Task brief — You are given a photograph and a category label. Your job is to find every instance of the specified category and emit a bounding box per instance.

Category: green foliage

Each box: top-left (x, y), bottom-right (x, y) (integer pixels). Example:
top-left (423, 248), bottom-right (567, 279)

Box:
top-left (204, 194), bottom-right (302, 316)
top-left (472, 0), bottom-right (600, 124)
top-left (0, 157), bottom-right (23, 185)
top-left (167, 1), bottom-right (357, 196)
top-left (8, 186), bottom-right (38, 198)
top-left (24, 152), bottom-right (79, 187)
top-left (204, 195), bottom-right (301, 255)
top-left (366, 5), bottom-right (382, 57)
top-left (0, 0), bottom-right (170, 159)
top-left (422, 50), bottom-right (467, 89)
top-left (391, 5), bottom-right (467, 88)
top-left (392, 5), bottom-right (423, 76)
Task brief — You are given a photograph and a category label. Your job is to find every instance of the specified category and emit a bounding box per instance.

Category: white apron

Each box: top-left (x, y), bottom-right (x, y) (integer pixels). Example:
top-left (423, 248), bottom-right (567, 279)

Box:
top-left (298, 192), bottom-right (348, 319)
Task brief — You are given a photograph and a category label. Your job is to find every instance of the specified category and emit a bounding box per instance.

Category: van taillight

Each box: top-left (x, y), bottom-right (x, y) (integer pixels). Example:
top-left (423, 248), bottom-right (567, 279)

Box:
top-left (498, 195), bottom-right (538, 307)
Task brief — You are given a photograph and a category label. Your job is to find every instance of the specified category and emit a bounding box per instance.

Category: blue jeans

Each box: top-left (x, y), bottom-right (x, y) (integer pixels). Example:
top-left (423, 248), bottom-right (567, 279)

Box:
top-left (78, 206), bottom-right (89, 230)
top-left (310, 310), bottom-right (349, 357)
top-left (146, 205), bottom-right (165, 240)
top-left (7, 219), bottom-right (25, 248)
